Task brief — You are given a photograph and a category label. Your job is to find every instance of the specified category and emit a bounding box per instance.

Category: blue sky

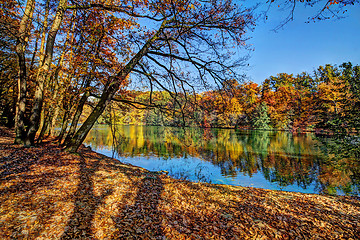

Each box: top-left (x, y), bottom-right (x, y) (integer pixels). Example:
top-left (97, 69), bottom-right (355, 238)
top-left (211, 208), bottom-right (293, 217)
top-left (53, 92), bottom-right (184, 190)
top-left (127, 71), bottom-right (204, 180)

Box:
top-left (243, 3), bottom-right (360, 84)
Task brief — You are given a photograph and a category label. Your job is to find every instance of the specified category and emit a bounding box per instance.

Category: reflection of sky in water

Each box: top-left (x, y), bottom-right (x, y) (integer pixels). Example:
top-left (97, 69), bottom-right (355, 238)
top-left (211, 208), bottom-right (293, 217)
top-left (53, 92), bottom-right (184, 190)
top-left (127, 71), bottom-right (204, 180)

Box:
top-left (84, 125), bottom-right (359, 196)
top-left (87, 143), bottom-right (318, 195)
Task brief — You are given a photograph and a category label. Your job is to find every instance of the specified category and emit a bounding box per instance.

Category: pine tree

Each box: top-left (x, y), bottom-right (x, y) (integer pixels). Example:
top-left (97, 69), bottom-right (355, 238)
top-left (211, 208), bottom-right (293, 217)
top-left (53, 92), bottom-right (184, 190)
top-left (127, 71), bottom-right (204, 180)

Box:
top-left (251, 102), bottom-right (272, 130)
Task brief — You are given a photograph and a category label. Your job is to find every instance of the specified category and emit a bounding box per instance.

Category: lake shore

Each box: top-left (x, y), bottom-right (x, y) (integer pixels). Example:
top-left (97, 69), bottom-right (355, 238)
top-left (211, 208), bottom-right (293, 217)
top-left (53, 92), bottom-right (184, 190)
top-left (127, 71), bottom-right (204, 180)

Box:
top-left (1, 126), bottom-right (359, 239)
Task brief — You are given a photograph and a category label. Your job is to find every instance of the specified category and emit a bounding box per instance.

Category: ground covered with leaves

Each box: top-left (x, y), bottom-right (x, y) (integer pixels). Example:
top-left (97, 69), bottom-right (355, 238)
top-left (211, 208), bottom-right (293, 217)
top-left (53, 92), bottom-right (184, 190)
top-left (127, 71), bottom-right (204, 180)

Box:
top-left (0, 127), bottom-right (359, 239)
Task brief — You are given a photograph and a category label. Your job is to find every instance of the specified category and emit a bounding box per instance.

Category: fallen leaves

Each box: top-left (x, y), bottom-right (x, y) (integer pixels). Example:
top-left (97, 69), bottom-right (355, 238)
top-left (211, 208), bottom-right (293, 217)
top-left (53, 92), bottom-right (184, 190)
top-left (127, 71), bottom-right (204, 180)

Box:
top-left (0, 126), bottom-right (359, 239)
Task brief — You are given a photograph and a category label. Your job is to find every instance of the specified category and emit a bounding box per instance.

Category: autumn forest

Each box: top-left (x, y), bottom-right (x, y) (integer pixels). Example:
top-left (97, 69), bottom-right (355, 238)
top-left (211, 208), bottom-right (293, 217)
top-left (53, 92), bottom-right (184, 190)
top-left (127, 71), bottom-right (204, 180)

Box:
top-left (1, 0), bottom-right (359, 151)
top-left (0, 0), bottom-right (360, 238)
top-left (99, 63), bottom-right (360, 133)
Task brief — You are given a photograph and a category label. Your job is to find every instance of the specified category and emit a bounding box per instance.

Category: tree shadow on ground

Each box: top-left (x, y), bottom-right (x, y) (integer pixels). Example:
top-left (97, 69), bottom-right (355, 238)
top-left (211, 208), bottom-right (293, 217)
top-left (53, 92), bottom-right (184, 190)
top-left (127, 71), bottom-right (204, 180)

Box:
top-left (0, 130), bottom-right (120, 239)
top-left (60, 150), bottom-right (114, 239)
top-left (0, 140), bottom-right (79, 239)
top-left (0, 141), bottom-right (72, 196)
top-left (111, 173), bottom-right (164, 239)
top-left (0, 128), bottom-right (165, 239)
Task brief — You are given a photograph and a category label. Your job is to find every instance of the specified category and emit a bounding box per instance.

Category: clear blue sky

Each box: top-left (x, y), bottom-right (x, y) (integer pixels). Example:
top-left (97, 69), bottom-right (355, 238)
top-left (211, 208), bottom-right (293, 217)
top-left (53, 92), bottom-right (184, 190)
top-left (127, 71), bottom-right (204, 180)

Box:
top-left (243, 3), bottom-right (360, 84)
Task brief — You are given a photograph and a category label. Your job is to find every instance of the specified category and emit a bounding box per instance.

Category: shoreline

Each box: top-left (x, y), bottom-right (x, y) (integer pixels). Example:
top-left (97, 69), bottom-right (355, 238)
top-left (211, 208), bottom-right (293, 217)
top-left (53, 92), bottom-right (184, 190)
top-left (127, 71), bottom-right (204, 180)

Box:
top-left (97, 123), bottom-right (360, 135)
top-left (0, 126), bottom-right (359, 239)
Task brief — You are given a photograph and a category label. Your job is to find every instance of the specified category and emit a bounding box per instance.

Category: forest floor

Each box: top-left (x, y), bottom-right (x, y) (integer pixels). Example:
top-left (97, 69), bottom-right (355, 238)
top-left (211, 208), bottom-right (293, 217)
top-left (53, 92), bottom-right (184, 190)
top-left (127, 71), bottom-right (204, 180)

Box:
top-left (0, 126), bottom-right (359, 239)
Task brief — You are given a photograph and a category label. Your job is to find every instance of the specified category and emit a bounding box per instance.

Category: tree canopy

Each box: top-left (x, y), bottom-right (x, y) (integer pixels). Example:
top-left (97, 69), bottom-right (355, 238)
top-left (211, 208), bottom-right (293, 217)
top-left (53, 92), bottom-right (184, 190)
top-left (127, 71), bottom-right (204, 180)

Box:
top-left (0, 0), bottom-right (256, 151)
top-left (0, 0), bottom-right (358, 151)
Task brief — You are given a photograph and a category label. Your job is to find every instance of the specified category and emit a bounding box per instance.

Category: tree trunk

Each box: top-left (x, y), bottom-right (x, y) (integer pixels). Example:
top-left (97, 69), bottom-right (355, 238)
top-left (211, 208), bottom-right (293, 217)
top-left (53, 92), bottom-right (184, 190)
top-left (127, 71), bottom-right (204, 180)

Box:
top-left (63, 90), bottom-right (90, 145)
top-left (29, 32), bottom-right (39, 70)
top-left (64, 82), bottom-right (120, 152)
top-left (64, 19), bottom-right (167, 152)
top-left (14, 55), bottom-right (27, 144)
top-left (38, 36), bottom-right (70, 142)
top-left (39, 0), bottom-right (51, 65)
top-left (37, 112), bottom-right (51, 143)
top-left (30, 0), bottom-right (52, 144)
top-left (57, 109), bottom-right (71, 142)
top-left (49, 95), bottom-right (62, 136)
top-left (63, 24), bottom-right (102, 145)
top-left (14, 0), bottom-right (36, 144)
top-left (25, 0), bottom-right (68, 146)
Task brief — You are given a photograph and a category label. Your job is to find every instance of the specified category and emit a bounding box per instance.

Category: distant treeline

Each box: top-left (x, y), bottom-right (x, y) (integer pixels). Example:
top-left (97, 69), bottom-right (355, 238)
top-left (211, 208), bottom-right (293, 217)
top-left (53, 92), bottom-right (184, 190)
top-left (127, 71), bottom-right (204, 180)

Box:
top-left (100, 62), bottom-right (359, 133)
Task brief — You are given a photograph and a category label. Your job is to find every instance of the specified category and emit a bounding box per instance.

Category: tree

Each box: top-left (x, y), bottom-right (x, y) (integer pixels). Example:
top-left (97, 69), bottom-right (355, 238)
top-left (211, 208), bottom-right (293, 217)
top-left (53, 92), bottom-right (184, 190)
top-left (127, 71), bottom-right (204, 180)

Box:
top-left (262, 73), bottom-right (296, 129)
top-left (0, 0), bottom-right (19, 128)
top-left (251, 102), bottom-right (272, 130)
top-left (237, 81), bottom-right (261, 119)
top-left (314, 64), bottom-right (345, 132)
top-left (6, 0), bottom-right (357, 152)
top-left (24, 0), bottom-right (69, 146)
top-left (339, 62), bottom-right (360, 132)
top-left (14, 0), bottom-right (36, 144)
top-left (5, 0), bottom-right (136, 146)
top-left (0, 0), bottom-right (254, 151)
top-left (265, 0), bottom-right (360, 31)
top-left (63, 0), bottom-right (255, 152)
top-left (292, 72), bottom-right (318, 131)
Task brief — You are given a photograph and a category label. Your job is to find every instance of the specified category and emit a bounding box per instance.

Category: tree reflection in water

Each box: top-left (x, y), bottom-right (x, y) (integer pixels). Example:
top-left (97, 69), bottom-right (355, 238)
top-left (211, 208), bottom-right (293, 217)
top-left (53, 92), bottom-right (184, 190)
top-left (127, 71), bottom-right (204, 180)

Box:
top-left (84, 125), bottom-right (359, 196)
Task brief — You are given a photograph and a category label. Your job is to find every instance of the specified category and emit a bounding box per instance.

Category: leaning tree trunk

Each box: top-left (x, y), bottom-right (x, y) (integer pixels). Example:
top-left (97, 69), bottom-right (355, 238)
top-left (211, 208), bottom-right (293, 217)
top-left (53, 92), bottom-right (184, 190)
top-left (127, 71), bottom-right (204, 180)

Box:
top-left (57, 108), bottom-right (71, 142)
top-left (37, 85), bottom-right (57, 143)
top-left (64, 81), bottom-right (120, 152)
top-left (37, 31), bottom-right (71, 143)
top-left (25, 0), bottom-right (68, 146)
top-left (63, 90), bottom-right (90, 145)
top-left (49, 88), bottom-right (66, 136)
top-left (64, 19), bottom-right (167, 152)
top-left (63, 27), bottom-right (104, 145)
top-left (37, 112), bottom-right (51, 143)
top-left (14, 0), bottom-right (36, 144)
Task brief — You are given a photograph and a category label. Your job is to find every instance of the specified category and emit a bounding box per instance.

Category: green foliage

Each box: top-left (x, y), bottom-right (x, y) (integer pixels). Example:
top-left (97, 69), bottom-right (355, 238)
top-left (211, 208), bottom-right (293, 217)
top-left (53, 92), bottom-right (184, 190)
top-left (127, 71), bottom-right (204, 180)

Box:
top-left (340, 62), bottom-right (360, 131)
top-left (251, 102), bottom-right (272, 130)
top-left (313, 63), bottom-right (360, 133)
top-left (316, 134), bottom-right (360, 195)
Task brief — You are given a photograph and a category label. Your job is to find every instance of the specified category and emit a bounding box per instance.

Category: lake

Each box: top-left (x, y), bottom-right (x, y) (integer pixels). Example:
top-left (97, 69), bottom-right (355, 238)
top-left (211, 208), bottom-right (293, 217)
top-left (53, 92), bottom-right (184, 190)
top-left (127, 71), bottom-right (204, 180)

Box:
top-left (83, 125), bottom-right (359, 196)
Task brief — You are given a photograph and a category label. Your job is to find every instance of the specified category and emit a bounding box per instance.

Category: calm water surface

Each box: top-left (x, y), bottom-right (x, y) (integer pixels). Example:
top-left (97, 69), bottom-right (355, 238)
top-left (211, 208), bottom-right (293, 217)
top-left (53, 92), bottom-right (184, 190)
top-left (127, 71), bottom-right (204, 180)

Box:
top-left (84, 125), bottom-right (359, 196)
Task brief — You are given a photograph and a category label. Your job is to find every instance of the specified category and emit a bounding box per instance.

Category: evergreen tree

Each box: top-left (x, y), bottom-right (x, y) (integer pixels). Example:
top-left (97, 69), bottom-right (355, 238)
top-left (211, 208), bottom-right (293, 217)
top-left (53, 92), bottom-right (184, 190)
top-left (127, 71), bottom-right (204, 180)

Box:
top-left (251, 102), bottom-right (272, 130)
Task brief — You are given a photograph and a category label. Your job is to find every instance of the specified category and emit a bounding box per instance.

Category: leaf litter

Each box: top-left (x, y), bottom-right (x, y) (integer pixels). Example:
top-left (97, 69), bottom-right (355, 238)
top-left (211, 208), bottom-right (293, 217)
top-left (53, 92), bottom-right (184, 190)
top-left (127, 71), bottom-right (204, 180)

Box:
top-left (0, 126), bottom-right (359, 239)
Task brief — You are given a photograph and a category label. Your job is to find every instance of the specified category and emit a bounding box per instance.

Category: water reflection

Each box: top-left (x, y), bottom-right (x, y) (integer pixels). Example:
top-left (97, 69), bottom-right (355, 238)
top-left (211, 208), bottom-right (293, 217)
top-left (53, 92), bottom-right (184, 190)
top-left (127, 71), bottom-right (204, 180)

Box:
top-left (84, 125), bottom-right (359, 196)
